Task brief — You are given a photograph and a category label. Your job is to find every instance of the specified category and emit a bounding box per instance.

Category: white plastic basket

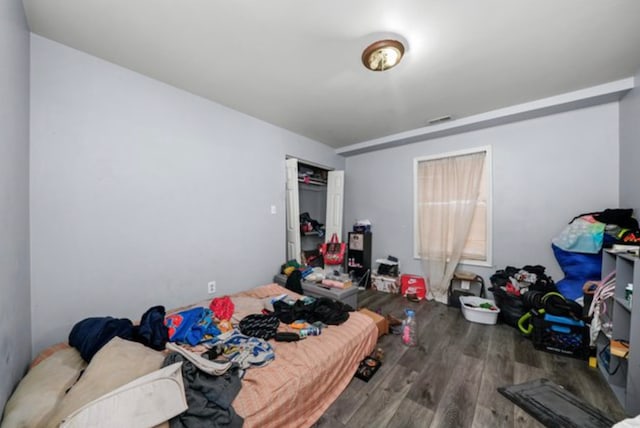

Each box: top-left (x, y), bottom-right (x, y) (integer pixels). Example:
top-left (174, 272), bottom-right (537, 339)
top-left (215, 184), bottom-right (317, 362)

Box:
top-left (459, 296), bottom-right (500, 325)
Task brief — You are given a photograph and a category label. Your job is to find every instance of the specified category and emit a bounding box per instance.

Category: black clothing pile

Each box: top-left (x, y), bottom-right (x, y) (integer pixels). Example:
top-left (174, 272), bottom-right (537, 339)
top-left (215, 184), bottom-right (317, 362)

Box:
top-left (239, 314), bottom-right (280, 340)
top-left (489, 265), bottom-right (556, 328)
top-left (272, 297), bottom-right (352, 325)
top-left (285, 269), bottom-right (304, 294)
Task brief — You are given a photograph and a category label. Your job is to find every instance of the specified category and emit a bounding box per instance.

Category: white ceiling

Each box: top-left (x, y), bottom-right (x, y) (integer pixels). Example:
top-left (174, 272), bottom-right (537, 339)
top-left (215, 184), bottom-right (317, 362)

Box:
top-left (22, 0), bottom-right (640, 149)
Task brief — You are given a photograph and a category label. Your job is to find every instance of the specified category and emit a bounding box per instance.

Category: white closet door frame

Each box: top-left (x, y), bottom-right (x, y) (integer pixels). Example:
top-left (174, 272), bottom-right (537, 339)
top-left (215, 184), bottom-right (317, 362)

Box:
top-left (325, 170), bottom-right (344, 242)
top-left (285, 158), bottom-right (302, 262)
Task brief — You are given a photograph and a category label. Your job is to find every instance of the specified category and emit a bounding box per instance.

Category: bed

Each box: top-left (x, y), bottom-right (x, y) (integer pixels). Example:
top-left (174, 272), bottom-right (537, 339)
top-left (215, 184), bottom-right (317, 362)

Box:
top-left (1, 283), bottom-right (378, 428)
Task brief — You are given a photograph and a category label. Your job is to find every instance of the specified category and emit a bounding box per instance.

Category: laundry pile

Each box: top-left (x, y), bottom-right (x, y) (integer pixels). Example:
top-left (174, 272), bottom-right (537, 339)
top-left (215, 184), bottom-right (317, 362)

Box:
top-left (489, 265), bottom-right (556, 327)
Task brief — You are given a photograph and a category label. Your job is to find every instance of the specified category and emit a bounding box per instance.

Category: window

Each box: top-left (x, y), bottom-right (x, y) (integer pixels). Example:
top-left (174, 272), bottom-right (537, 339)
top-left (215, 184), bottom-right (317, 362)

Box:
top-left (413, 146), bottom-right (492, 266)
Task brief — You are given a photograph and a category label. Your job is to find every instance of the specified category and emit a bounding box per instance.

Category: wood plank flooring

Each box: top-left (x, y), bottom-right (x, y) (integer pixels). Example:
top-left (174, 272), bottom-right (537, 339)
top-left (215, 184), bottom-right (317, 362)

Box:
top-left (313, 289), bottom-right (627, 428)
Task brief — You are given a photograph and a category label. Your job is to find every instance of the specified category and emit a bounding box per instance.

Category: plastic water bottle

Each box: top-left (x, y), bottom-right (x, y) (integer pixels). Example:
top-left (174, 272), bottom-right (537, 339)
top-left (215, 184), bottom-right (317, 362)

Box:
top-left (402, 309), bottom-right (417, 347)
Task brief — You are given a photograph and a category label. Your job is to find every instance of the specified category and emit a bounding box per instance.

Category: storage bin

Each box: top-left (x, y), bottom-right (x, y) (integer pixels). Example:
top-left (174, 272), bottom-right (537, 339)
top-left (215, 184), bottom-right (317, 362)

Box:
top-left (459, 296), bottom-right (500, 325)
top-left (532, 313), bottom-right (589, 360)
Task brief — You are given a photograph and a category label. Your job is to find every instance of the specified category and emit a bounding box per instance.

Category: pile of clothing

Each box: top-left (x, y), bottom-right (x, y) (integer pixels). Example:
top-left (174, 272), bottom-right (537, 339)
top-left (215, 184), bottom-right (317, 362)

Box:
top-left (164, 296), bottom-right (276, 371)
top-left (490, 265), bottom-right (556, 327)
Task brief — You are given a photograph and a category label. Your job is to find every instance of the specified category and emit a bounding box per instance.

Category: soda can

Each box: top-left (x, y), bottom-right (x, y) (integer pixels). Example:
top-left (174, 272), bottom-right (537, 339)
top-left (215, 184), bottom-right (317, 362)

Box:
top-left (299, 327), bottom-right (321, 337)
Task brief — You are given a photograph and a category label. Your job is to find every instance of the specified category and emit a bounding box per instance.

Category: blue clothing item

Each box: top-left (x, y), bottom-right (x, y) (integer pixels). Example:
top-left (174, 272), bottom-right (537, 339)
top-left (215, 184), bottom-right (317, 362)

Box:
top-left (136, 305), bottom-right (169, 351)
top-left (69, 306), bottom-right (170, 361)
top-left (69, 317), bottom-right (134, 362)
top-left (166, 307), bottom-right (221, 346)
top-left (185, 309), bottom-right (221, 346)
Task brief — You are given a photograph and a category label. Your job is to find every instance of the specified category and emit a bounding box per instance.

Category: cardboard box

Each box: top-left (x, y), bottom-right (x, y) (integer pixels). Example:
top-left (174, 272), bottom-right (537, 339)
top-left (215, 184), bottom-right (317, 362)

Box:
top-left (359, 308), bottom-right (389, 338)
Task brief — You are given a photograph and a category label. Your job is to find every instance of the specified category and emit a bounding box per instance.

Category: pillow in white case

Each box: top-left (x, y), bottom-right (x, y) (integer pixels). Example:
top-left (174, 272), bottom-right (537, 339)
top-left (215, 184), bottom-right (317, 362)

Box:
top-left (60, 362), bottom-right (187, 428)
top-left (45, 337), bottom-right (166, 428)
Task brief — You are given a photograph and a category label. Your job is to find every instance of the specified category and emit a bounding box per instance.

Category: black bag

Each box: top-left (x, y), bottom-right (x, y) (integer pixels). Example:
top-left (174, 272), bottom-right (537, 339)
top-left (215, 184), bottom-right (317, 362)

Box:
top-left (490, 286), bottom-right (525, 327)
top-left (489, 265), bottom-right (557, 328)
top-left (272, 297), bottom-right (352, 325)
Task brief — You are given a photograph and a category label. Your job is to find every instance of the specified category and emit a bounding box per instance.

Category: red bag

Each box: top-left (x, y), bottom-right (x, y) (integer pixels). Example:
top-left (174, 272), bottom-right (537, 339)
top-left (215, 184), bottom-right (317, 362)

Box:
top-left (320, 233), bottom-right (346, 265)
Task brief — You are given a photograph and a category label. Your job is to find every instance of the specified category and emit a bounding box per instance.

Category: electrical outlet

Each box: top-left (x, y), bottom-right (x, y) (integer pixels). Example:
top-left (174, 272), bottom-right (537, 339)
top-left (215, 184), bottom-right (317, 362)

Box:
top-left (207, 281), bottom-right (216, 294)
top-left (270, 205), bottom-right (277, 215)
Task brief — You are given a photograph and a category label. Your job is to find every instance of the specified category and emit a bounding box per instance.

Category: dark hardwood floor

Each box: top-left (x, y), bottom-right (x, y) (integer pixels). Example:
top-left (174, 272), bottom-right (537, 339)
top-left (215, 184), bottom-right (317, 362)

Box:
top-left (313, 289), bottom-right (627, 428)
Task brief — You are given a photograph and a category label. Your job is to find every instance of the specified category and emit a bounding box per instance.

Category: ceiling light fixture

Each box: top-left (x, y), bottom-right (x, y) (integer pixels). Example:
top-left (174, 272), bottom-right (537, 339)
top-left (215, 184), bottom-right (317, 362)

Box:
top-left (362, 39), bottom-right (405, 72)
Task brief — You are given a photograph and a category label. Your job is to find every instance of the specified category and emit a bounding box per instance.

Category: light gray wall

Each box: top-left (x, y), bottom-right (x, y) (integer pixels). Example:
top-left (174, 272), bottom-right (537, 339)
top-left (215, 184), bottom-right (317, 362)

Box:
top-left (0, 0), bottom-right (31, 415)
top-left (345, 103), bottom-right (619, 286)
top-left (620, 70), bottom-right (640, 214)
top-left (30, 35), bottom-right (344, 355)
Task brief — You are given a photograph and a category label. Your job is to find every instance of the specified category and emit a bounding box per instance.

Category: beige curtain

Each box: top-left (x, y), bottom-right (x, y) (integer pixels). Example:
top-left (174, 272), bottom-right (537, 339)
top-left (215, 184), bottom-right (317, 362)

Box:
top-left (417, 151), bottom-right (486, 303)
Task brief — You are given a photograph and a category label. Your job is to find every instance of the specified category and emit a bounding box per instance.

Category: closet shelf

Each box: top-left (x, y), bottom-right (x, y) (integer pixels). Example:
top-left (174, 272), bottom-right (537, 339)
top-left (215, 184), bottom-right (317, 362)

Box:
top-left (298, 177), bottom-right (327, 186)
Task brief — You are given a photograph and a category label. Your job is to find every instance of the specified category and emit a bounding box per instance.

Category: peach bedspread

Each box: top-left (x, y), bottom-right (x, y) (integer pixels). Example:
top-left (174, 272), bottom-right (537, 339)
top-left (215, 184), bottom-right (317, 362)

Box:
top-left (230, 283), bottom-right (378, 428)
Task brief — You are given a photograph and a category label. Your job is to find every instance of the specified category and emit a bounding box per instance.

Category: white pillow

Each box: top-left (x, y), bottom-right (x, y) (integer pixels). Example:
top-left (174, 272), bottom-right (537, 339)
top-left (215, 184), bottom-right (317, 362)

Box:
top-left (0, 347), bottom-right (86, 428)
top-left (45, 337), bottom-right (166, 428)
top-left (59, 362), bottom-right (187, 428)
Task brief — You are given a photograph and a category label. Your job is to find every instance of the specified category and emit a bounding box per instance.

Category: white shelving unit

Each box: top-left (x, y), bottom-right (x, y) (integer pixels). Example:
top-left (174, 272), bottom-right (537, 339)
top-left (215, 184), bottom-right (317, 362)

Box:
top-left (597, 250), bottom-right (639, 416)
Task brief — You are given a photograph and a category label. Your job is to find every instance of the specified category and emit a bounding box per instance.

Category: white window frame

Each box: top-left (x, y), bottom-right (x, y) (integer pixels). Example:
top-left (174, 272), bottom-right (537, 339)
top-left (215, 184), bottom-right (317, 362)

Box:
top-left (413, 145), bottom-right (493, 267)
